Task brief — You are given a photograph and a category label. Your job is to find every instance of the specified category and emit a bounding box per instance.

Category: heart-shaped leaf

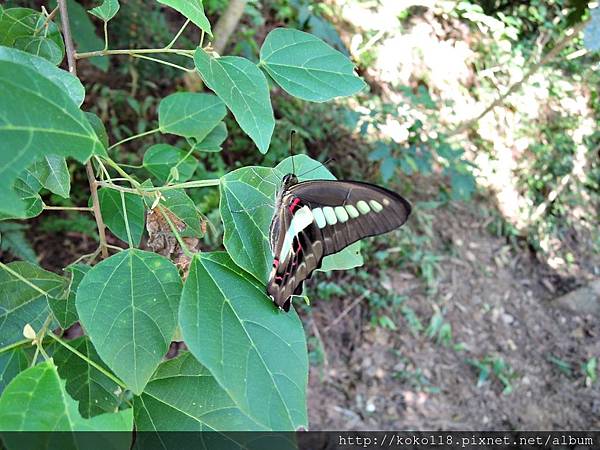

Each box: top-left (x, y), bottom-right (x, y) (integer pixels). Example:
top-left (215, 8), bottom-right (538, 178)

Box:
top-left (179, 252), bottom-right (308, 430)
top-left (76, 249), bottom-right (182, 395)
top-left (0, 347), bottom-right (30, 395)
top-left (194, 48), bottom-right (274, 154)
top-left (134, 352), bottom-right (266, 431)
top-left (259, 28), bottom-right (366, 102)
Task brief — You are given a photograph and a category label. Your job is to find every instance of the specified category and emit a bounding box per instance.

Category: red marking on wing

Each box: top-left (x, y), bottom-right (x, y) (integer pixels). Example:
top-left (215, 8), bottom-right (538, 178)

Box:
top-left (273, 258), bottom-right (279, 268)
top-left (288, 197), bottom-right (301, 213)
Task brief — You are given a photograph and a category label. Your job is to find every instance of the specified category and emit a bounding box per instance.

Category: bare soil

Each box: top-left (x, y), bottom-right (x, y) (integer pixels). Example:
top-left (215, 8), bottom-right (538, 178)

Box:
top-left (304, 201), bottom-right (600, 430)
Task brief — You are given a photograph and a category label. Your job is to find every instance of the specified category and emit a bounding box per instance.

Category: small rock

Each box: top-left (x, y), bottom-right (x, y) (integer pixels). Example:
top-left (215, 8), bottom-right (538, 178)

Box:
top-left (465, 251), bottom-right (476, 262)
top-left (502, 313), bottom-right (515, 325)
top-left (366, 401), bottom-right (376, 413)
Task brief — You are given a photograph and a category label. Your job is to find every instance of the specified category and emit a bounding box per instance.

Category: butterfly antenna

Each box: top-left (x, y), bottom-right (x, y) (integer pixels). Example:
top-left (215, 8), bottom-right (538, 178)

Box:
top-left (298, 157), bottom-right (335, 178)
top-left (290, 130), bottom-right (296, 175)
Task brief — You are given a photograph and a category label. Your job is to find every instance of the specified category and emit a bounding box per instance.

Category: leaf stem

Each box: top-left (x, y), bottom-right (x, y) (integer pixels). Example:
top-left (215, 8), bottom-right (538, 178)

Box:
top-left (76, 47), bottom-right (194, 59)
top-left (0, 262), bottom-right (50, 297)
top-left (43, 205), bottom-right (93, 212)
top-left (107, 127), bottom-right (159, 151)
top-left (103, 21), bottom-right (109, 51)
top-left (47, 333), bottom-right (126, 389)
top-left (131, 53), bottom-right (194, 72)
top-left (166, 19), bottom-right (191, 49)
top-left (120, 191), bottom-right (134, 248)
top-left (0, 339), bottom-right (31, 355)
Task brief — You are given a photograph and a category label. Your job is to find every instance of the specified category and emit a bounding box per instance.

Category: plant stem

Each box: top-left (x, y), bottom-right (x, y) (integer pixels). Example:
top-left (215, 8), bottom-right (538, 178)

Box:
top-left (96, 178), bottom-right (220, 194)
top-left (131, 53), bottom-right (194, 72)
top-left (166, 19), bottom-right (190, 49)
top-left (166, 146), bottom-right (196, 185)
top-left (0, 339), bottom-right (31, 355)
top-left (43, 205), bottom-right (93, 212)
top-left (107, 127), bottom-right (159, 151)
top-left (48, 333), bottom-right (126, 389)
top-left (0, 262), bottom-right (50, 297)
top-left (59, 0), bottom-right (109, 259)
top-left (103, 21), bottom-right (109, 51)
top-left (120, 191), bottom-right (134, 247)
top-left (76, 47), bottom-right (194, 59)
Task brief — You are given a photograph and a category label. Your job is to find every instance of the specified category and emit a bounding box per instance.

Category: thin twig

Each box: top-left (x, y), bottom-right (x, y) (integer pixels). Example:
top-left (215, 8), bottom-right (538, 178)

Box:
top-left (43, 205), bottom-right (93, 212)
top-left (58, 0), bottom-right (109, 259)
top-left (131, 53), bottom-right (194, 72)
top-left (449, 19), bottom-right (590, 136)
top-left (324, 291), bottom-right (370, 333)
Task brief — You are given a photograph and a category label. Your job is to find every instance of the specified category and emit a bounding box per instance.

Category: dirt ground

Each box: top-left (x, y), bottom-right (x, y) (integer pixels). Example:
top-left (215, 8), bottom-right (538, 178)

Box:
top-left (304, 200), bottom-right (599, 430)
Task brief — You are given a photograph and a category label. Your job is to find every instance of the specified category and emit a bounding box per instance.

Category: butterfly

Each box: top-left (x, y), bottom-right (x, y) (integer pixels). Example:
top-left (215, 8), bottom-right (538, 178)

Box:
top-left (267, 171), bottom-right (411, 311)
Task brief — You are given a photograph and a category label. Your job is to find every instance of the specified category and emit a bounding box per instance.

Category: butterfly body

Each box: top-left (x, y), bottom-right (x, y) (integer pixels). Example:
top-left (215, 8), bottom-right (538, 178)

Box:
top-left (267, 173), bottom-right (411, 311)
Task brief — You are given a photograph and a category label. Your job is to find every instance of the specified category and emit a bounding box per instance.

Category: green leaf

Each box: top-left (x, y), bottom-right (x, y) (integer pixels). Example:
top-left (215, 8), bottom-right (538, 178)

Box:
top-left (0, 8), bottom-right (64, 52)
top-left (14, 35), bottom-right (63, 65)
top-left (220, 155), bottom-right (362, 283)
top-left (194, 48), bottom-right (274, 154)
top-left (76, 249), bottom-right (183, 395)
top-left (89, 0), bottom-right (120, 22)
top-left (190, 121), bottom-right (227, 152)
top-left (0, 175), bottom-right (43, 221)
top-left (157, 0), bottom-right (212, 35)
top-left (97, 188), bottom-right (145, 246)
top-left (134, 352), bottom-right (266, 431)
top-left (52, 0), bottom-right (109, 71)
top-left (85, 112), bottom-right (109, 147)
top-left (158, 92), bottom-right (226, 140)
top-left (259, 28), bottom-right (366, 102)
top-left (0, 261), bottom-right (65, 347)
top-left (0, 8), bottom-right (39, 46)
top-left (179, 253), bottom-right (308, 430)
top-left (49, 264), bottom-right (90, 329)
top-left (0, 359), bottom-right (133, 434)
top-left (0, 222), bottom-right (37, 263)
top-left (0, 49), bottom-right (104, 217)
top-left (0, 347), bottom-right (30, 395)
top-left (143, 144), bottom-right (198, 184)
top-left (30, 155), bottom-right (71, 198)
top-left (54, 337), bottom-right (121, 418)
top-left (0, 46), bottom-right (84, 106)
top-left (160, 189), bottom-right (203, 237)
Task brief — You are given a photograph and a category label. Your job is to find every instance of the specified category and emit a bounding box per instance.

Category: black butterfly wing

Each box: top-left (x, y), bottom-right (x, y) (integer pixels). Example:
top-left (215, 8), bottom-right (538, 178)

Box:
top-left (267, 180), bottom-right (411, 311)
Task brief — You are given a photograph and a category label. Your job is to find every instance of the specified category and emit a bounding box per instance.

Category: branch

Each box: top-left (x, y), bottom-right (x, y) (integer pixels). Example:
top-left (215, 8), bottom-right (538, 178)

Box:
top-left (212, 0), bottom-right (247, 54)
top-left (449, 18), bottom-right (590, 137)
top-left (58, 0), bottom-right (109, 259)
